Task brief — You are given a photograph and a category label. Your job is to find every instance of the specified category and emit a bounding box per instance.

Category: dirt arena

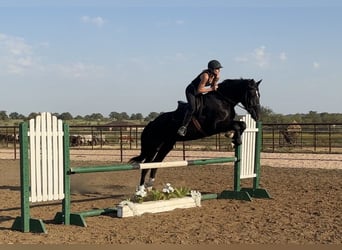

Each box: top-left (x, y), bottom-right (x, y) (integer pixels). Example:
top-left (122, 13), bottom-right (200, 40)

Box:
top-left (0, 151), bottom-right (341, 244)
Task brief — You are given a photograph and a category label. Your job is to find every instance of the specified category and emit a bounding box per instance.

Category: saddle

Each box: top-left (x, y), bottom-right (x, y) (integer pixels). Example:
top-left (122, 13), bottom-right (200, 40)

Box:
top-left (175, 101), bottom-right (207, 136)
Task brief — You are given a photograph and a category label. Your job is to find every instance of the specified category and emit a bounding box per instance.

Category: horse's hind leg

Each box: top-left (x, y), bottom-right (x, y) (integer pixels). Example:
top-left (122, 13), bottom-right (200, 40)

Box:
top-left (139, 169), bottom-right (149, 186)
top-left (135, 168), bottom-right (150, 197)
top-left (136, 153), bottom-right (156, 196)
top-left (146, 141), bottom-right (176, 190)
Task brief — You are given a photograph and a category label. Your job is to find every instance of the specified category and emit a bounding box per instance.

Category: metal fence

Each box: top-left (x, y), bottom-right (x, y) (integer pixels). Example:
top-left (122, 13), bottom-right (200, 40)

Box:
top-left (1, 122), bottom-right (342, 160)
top-left (262, 123), bottom-right (342, 154)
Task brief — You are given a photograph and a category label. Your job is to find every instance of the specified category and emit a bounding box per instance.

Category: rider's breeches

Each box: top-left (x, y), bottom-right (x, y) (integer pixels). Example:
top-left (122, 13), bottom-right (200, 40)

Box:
top-left (182, 85), bottom-right (197, 127)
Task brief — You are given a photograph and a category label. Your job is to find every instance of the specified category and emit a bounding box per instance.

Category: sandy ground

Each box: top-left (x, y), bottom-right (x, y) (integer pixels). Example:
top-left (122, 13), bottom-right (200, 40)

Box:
top-left (0, 151), bottom-right (341, 244)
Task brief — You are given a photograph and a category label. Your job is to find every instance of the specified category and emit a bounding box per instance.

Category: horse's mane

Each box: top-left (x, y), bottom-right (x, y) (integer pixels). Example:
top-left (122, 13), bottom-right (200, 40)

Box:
top-left (217, 78), bottom-right (253, 94)
top-left (220, 78), bottom-right (253, 85)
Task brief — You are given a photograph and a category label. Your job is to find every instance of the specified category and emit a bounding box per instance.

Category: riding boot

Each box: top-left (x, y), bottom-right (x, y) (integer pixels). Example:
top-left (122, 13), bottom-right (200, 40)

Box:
top-left (177, 110), bottom-right (192, 136)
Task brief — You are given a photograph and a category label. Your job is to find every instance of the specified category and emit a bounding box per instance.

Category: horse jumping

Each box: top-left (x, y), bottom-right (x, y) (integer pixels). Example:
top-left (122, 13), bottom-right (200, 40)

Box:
top-left (130, 78), bottom-right (262, 193)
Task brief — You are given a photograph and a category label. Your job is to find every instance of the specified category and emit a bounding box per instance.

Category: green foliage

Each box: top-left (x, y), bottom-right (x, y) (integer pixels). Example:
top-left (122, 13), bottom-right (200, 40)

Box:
top-left (58, 112), bottom-right (73, 120)
top-left (144, 112), bottom-right (161, 122)
top-left (109, 111), bottom-right (130, 120)
top-left (132, 187), bottom-right (191, 203)
top-left (0, 111), bottom-right (8, 120)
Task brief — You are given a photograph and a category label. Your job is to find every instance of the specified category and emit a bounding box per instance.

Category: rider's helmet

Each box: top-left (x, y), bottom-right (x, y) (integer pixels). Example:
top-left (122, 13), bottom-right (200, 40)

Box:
top-left (208, 60), bottom-right (223, 69)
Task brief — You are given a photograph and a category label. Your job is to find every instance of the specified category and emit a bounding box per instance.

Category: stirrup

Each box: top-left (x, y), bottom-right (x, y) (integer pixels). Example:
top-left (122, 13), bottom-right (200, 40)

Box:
top-left (177, 126), bottom-right (187, 136)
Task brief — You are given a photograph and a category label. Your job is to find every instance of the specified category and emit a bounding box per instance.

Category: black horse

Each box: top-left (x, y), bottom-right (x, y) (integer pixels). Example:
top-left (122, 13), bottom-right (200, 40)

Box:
top-left (130, 78), bottom-right (262, 194)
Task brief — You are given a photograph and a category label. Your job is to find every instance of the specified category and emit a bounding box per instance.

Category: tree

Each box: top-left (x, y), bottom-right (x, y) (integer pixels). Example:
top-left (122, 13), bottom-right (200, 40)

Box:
top-left (58, 112), bottom-right (73, 120)
top-left (109, 112), bottom-right (120, 120)
top-left (144, 112), bottom-right (160, 122)
top-left (9, 112), bottom-right (24, 119)
top-left (118, 112), bottom-right (129, 120)
top-left (259, 106), bottom-right (276, 123)
top-left (306, 111), bottom-right (321, 123)
top-left (130, 113), bottom-right (143, 120)
top-left (109, 112), bottom-right (129, 121)
top-left (28, 112), bottom-right (39, 120)
top-left (84, 113), bottom-right (104, 120)
top-left (0, 111), bottom-right (8, 120)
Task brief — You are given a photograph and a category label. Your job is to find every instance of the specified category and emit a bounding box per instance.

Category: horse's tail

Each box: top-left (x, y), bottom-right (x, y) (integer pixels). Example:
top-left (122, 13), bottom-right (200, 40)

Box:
top-left (129, 153), bottom-right (146, 164)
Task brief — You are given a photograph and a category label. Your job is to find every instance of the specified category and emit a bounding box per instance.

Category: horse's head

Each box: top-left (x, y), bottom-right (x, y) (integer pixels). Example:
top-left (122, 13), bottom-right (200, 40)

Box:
top-left (242, 79), bottom-right (262, 121)
top-left (217, 78), bottom-right (262, 121)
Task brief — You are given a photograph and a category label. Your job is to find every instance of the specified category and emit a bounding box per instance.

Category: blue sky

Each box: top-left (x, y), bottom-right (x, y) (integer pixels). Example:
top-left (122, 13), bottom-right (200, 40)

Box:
top-left (1, 0), bottom-right (341, 117)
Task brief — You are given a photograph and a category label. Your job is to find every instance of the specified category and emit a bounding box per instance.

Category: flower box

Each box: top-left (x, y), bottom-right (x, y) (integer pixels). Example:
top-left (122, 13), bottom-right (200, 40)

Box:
top-left (117, 194), bottom-right (201, 218)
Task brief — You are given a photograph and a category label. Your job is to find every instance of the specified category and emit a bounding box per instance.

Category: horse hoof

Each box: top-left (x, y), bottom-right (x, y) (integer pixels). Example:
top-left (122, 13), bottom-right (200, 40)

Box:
top-left (224, 131), bottom-right (234, 138)
top-left (233, 138), bottom-right (242, 146)
top-left (135, 185), bottom-right (147, 197)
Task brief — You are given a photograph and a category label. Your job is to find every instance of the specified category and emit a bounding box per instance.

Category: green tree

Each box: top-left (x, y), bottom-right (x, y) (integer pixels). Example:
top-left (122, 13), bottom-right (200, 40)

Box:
top-left (58, 112), bottom-right (73, 120)
top-left (0, 111), bottom-right (8, 120)
top-left (28, 112), bottom-right (39, 120)
top-left (118, 112), bottom-right (129, 120)
top-left (9, 112), bottom-right (24, 119)
top-left (130, 113), bottom-right (143, 120)
top-left (305, 111), bottom-right (321, 123)
top-left (85, 113), bottom-right (104, 120)
top-left (144, 112), bottom-right (160, 122)
top-left (74, 115), bottom-right (83, 119)
top-left (259, 106), bottom-right (275, 123)
top-left (109, 112), bottom-right (120, 120)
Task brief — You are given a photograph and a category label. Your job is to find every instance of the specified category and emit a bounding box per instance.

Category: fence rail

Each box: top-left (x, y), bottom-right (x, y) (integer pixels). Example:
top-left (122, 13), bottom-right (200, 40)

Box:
top-left (1, 122), bottom-right (342, 160)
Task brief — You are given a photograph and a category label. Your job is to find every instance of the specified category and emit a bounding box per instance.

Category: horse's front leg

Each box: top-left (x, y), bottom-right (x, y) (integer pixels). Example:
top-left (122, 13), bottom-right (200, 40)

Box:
top-left (230, 121), bottom-right (246, 146)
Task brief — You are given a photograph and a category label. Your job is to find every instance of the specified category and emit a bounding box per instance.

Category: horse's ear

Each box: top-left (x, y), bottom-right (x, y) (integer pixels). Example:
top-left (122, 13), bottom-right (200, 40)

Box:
top-left (256, 79), bottom-right (262, 86)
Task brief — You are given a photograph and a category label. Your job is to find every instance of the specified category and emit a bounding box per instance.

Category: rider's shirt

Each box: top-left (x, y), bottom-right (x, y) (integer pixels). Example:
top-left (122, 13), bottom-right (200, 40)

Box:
top-left (190, 69), bottom-right (215, 95)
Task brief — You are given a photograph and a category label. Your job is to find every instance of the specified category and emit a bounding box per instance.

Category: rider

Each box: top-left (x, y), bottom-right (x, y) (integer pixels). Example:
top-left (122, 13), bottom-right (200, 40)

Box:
top-left (177, 59), bottom-right (223, 136)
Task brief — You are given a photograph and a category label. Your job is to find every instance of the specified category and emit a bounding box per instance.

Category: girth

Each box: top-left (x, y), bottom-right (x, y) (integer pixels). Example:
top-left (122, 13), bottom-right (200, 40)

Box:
top-left (191, 117), bottom-right (207, 136)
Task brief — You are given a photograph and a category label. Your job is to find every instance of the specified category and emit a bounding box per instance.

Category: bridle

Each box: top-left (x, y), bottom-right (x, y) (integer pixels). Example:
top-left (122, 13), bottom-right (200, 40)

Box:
top-left (243, 87), bottom-right (260, 112)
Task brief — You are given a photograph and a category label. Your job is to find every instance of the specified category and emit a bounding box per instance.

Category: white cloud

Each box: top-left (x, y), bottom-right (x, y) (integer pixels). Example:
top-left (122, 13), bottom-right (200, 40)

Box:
top-left (175, 20), bottom-right (185, 25)
top-left (235, 46), bottom-right (270, 68)
top-left (0, 32), bottom-right (106, 78)
top-left (313, 61), bottom-right (320, 69)
top-left (0, 33), bottom-right (37, 74)
top-left (81, 16), bottom-right (106, 27)
top-left (279, 52), bottom-right (287, 61)
top-left (253, 46), bottom-right (270, 68)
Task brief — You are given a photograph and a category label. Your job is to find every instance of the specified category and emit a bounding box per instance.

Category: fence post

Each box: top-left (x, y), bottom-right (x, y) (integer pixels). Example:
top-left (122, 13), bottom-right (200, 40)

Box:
top-left (62, 123), bottom-right (71, 225)
top-left (253, 121), bottom-right (262, 189)
top-left (12, 122), bottom-right (46, 233)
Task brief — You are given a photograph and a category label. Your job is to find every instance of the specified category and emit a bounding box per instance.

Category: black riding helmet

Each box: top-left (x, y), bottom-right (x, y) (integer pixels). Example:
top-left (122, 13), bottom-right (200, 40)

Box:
top-left (208, 60), bottom-right (223, 69)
